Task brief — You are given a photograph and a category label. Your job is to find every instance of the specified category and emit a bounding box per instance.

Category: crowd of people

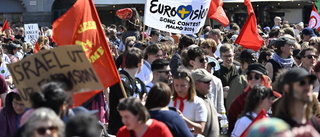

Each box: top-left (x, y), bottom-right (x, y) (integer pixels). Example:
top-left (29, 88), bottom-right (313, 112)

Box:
top-left (1, 5), bottom-right (320, 137)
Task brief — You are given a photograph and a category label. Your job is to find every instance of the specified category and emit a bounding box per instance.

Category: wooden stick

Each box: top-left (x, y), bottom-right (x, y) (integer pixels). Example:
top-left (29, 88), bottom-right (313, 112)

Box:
top-left (119, 80), bottom-right (127, 98)
top-left (142, 24), bottom-right (146, 42)
top-left (197, 27), bottom-right (203, 45)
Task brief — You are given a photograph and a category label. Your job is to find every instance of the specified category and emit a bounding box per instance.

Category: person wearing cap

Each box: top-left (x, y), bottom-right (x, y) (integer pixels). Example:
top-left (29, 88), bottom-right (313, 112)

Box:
top-left (7, 42), bottom-right (23, 61)
top-left (274, 68), bottom-right (320, 130)
top-left (145, 59), bottom-right (172, 92)
top-left (192, 68), bottom-right (219, 137)
top-left (246, 118), bottom-right (293, 137)
top-left (231, 85), bottom-right (274, 137)
top-left (265, 36), bottom-right (296, 82)
top-left (226, 49), bottom-right (258, 109)
top-left (208, 29), bottom-right (222, 58)
top-left (149, 30), bottom-right (160, 45)
top-left (301, 28), bottom-right (316, 43)
top-left (136, 44), bottom-right (163, 85)
top-left (227, 63), bottom-right (282, 135)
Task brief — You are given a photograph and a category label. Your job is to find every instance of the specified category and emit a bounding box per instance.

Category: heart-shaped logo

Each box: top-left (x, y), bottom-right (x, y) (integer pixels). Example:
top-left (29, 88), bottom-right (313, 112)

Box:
top-left (177, 5), bottom-right (192, 20)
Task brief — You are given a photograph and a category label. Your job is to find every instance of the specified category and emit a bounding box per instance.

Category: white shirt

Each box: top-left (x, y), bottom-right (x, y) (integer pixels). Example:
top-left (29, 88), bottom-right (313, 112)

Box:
top-left (136, 61), bottom-right (153, 84)
top-left (232, 112), bottom-right (261, 137)
top-left (0, 62), bottom-right (11, 78)
top-left (168, 96), bottom-right (207, 122)
top-left (209, 75), bottom-right (225, 114)
top-left (214, 43), bottom-right (222, 58)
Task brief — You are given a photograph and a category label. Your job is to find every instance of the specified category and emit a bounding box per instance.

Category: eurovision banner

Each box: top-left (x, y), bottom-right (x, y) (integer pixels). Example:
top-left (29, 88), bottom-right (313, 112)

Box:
top-left (144, 0), bottom-right (211, 34)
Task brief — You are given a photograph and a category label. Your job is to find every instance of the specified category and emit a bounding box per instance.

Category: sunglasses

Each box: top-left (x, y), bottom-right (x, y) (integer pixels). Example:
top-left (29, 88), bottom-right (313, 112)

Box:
top-left (304, 55), bottom-right (318, 59)
top-left (299, 79), bottom-right (314, 86)
top-left (201, 81), bottom-right (211, 84)
top-left (248, 74), bottom-right (261, 80)
top-left (199, 57), bottom-right (208, 63)
top-left (309, 43), bottom-right (316, 46)
top-left (36, 126), bottom-right (58, 135)
top-left (157, 70), bottom-right (170, 75)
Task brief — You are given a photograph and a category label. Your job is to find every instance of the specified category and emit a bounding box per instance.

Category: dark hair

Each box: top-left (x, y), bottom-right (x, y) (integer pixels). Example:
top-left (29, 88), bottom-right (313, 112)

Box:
top-left (187, 47), bottom-right (207, 61)
top-left (12, 92), bottom-right (22, 101)
top-left (117, 97), bottom-right (150, 123)
top-left (151, 59), bottom-right (170, 71)
top-left (269, 29), bottom-right (280, 38)
top-left (178, 36), bottom-right (195, 50)
top-left (145, 82), bottom-right (171, 109)
top-left (144, 43), bottom-right (162, 60)
top-left (258, 49), bottom-right (274, 64)
top-left (30, 82), bottom-right (67, 115)
top-left (66, 114), bottom-right (101, 137)
top-left (125, 47), bottom-right (143, 69)
top-left (209, 29), bottom-right (221, 38)
top-left (242, 85), bottom-right (273, 119)
top-left (200, 39), bottom-right (217, 53)
top-left (220, 43), bottom-right (234, 54)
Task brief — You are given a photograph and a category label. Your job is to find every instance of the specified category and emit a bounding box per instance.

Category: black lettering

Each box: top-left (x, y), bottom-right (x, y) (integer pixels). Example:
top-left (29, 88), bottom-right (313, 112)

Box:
top-left (20, 87), bottom-right (35, 101)
top-left (53, 51), bottom-right (69, 68)
top-left (158, 4), bottom-right (164, 14)
top-left (83, 68), bottom-right (99, 82)
top-left (171, 7), bottom-right (177, 16)
top-left (67, 50), bottom-right (84, 63)
top-left (9, 65), bottom-right (23, 84)
top-left (150, 0), bottom-right (158, 13)
top-left (34, 58), bottom-right (48, 75)
top-left (164, 5), bottom-right (171, 17)
top-left (22, 61), bottom-right (37, 79)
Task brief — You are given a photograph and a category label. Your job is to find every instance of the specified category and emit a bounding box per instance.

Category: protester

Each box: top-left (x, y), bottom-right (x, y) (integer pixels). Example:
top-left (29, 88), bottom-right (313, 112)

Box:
top-left (168, 71), bottom-right (207, 135)
top-left (136, 43), bottom-right (163, 84)
top-left (265, 36), bottom-right (296, 81)
top-left (192, 68), bottom-right (220, 137)
top-left (146, 59), bottom-right (172, 92)
top-left (246, 118), bottom-right (293, 137)
top-left (0, 89), bottom-right (25, 137)
top-left (117, 97), bottom-right (173, 137)
top-left (228, 63), bottom-right (281, 135)
top-left (22, 107), bottom-right (65, 137)
top-left (207, 29), bottom-right (222, 58)
top-left (109, 47), bottom-right (147, 135)
top-left (274, 68), bottom-right (320, 130)
top-left (66, 114), bottom-right (101, 137)
top-left (231, 85), bottom-right (273, 137)
top-left (145, 82), bottom-right (193, 137)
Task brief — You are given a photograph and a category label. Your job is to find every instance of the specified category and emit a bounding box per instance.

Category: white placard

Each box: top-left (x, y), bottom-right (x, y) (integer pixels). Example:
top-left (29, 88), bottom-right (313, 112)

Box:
top-left (144, 0), bottom-right (210, 34)
top-left (24, 24), bottom-right (39, 45)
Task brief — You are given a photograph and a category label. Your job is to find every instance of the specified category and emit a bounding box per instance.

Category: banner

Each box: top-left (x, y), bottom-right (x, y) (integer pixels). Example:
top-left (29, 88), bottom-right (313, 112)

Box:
top-left (7, 46), bottom-right (104, 107)
top-left (24, 23), bottom-right (39, 45)
top-left (308, 5), bottom-right (320, 31)
top-left (144, 0), bottom-right (211, 34)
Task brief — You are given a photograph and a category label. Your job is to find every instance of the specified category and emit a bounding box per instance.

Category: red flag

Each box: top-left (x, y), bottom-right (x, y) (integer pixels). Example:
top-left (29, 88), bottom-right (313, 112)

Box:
top-left (33, 42), bottom-right (40, 53)
top-left (208, 0), bottom-right (229, 27)
top-left (52, 0), bottom-right (120, 105)
top-left (1, 19), bottom-right (9, 32)
top-left (240, 109), bottom-right (268, 137)
top-left (235, 0), bottom-right (263, 51)
top-left (308, 5), bottom-right (320, 31)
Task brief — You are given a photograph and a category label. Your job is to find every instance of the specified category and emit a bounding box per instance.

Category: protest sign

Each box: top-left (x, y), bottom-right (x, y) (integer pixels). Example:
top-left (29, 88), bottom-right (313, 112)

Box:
top-left (24, 23), bottom-right (39, 45)
top-left (7, 46), bottom-right (104, 107)
top-left (144, 0), bottom-right (210, 34)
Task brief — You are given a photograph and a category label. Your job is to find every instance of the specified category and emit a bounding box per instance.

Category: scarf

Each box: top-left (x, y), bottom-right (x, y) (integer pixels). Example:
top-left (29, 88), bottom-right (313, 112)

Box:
top-left (272, 53), bottom-right (294, 69)
top-left (174, 94), bottom-right (189, 112)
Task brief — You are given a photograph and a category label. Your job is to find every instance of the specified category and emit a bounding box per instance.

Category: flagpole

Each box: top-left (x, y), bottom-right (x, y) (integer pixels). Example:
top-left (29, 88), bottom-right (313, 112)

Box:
top-left (142, 24), bottom-right (145, 42)
top-left (119, 81), bottom-right (127, 98)
top-left (197, 27), bottom-right (203, 45)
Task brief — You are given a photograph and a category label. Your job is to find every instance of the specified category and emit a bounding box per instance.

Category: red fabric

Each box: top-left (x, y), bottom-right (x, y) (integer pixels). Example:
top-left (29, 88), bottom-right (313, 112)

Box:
top-left (1, 19), bottom-right (9, 32)
top-left (308, 5), bottom-right (320, 31)
top-left (240, 109), bottom-right (268, 137)
top-left (235, 0), bottom-right (263, 51)
top-left (33, 42), bottom-right (40, 53)
top-left (116, 8), bottom-right (133, 20)
top-left (52, 0), bottom-right (120, 106)
top-left (117, 119), bottom-right (173, 137)
top-left (174, 94), bottom-right (189, 112)
top-left (207, 0), bottom-right (229, 27)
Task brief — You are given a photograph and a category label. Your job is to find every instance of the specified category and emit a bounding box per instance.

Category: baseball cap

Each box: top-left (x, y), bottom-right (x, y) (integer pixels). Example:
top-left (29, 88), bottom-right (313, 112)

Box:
top-left (239, 49), bottom-right (257, 63)
top-left (302, 28), bottom-right (316, 37)
top-left (275, 36), bottom-right (295, 48)
top-left (160, 36), bottom-right (174, 43)
top-left (247, 63), bottom-right (267, 75)
top-left (283, 68), bottom-right (317, 84)
top-left (191, 68), bottom-right (213, 82)
top-left (8, 43), bottom-right (22, 50)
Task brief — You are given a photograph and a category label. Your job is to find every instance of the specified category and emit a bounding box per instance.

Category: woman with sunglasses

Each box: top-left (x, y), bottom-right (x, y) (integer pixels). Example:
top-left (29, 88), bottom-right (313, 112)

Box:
top-left (22, 107), bottom-right (64, 137)
top-left (168, 71), bottom-right (207, 135)
top-left (309, 37), bottom-right (320, 56)
top-left (227, 63), bottom-right (282, 135)
top-left (231, 85), bottom-right (274, 137)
